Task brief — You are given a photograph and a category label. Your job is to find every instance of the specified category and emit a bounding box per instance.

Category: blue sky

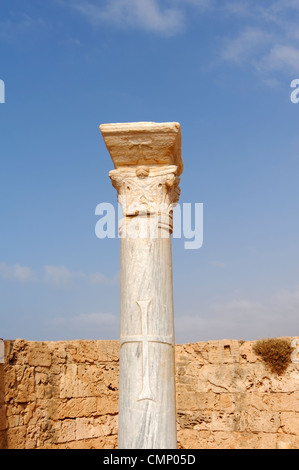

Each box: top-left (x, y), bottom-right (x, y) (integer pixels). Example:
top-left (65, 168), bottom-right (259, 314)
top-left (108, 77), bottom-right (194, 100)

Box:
top-left (0, 0), bottom-right (299, 343)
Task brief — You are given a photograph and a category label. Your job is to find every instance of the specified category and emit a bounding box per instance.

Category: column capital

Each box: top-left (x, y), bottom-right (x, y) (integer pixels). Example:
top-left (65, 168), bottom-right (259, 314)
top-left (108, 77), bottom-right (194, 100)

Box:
top-left (100, 122), bottom-right (183, 219)
top-left (108, 165), bottom-right (181, 218)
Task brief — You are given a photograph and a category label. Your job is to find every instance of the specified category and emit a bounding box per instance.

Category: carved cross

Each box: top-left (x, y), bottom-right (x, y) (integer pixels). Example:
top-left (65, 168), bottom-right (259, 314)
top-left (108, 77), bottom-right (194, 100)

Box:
top-left (120, 299), bottom-right (173, 401)
top-left (127, 140), bottom-right (153, 157)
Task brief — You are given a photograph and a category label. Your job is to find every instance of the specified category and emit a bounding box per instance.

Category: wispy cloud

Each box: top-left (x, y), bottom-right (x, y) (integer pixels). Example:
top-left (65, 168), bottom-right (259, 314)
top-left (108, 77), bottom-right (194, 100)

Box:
top-left (0, 12), bottom-right (45, 41)
top-left (175, 286), bottom-right (299, 343)
top-left (210, 260), bottom-right (226, 268)
top-left (59, 0), bottom-right (299, 77)
top-left (44, 265), bottom-right (86, 285)
top-left (221, 28), bottom-right (272, 64)
top-left (219, 1), bottom-right (299, 77)
top-left (44, 265), bottom-right (118, 286)
top-left (89, 271), bottom-right (119, 285)
top-left (51, 311), bottom-right (118, 327)
top-left (0, 262), bottom-right (118, 287)
top-left (0, 262), bottom-right (36, 283)
top-left (48, 311), bottom-right (119, 339)
top-left (258, 45), bottom-right (299, 73)
top-left (64, 0), bottom-right (185, 35)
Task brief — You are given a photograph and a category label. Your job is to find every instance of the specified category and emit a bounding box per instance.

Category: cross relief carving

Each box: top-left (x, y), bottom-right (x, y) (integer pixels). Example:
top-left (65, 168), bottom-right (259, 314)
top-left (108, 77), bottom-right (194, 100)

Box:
top-left (120, 299), bottom-right (173, 401)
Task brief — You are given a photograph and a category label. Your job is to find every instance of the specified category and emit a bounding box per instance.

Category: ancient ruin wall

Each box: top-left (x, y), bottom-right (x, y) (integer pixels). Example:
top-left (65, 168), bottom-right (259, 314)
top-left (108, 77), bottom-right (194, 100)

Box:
top-left (0, 337), bottom-right (298, 449)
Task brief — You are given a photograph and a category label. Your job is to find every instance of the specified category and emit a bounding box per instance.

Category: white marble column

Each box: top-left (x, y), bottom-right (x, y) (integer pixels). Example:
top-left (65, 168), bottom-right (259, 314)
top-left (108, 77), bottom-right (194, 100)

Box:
top-left (100, 122), bottom-right (183, 449)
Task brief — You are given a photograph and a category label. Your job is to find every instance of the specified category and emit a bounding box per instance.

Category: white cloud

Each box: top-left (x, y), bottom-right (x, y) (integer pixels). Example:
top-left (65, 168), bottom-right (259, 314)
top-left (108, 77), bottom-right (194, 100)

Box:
top-left (43, 265), bottom-right (118, 286)
top-left (221, 28), bottom-right (272, 64)
top-left (174, 0), bottom-right (211, 7)
top-left (89, 272), bottom-right (107, 284)
top-left (0, 262), bottom-right (117, 287)
top-left (59, 0), bottom-right (299, 69)
top-left (89, 271), bottom-right (119, 286)
top-left (259, 45), bottom-right (299, 73)
top-left (211, 260), bottom-right (226, 268)
top-left (51, 311), bottom-right (117, 327)
top-left (67, 0), bottom-right (184, 35)
top-left (48, 311), bottom-right (119, 339)
top-left (0, 262), bottom-right (36, 282)
top-left (219, 2), bottom-right (299, 79)
top-left (0, 12), bottom-right (45, 41)
top-left (223, 1), bottom-right (252, 17)
top-left (44, 265), bottom-right (86, 285)
top-left (67, 37), bottom-right (81, 46)
top-left (175, 287), bottom-right (299, 343)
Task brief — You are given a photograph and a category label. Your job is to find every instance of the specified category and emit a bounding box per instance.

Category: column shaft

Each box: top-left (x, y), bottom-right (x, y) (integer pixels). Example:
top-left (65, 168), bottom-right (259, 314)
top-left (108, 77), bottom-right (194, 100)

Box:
top-left (118, 224), bottom-right (176, 448)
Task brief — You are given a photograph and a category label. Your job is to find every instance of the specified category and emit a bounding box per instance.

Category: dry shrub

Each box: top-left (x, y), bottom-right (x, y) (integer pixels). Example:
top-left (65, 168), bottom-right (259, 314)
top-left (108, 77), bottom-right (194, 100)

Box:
top-left (253, 338), bottom-right (293, 375)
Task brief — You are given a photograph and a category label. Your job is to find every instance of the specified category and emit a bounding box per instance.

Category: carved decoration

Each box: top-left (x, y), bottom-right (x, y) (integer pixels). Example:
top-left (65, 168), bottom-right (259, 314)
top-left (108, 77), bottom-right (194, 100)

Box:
top-left (120, 299), bottom-right (173, 402)
top-left (109, 165), bottom-right (181, 216)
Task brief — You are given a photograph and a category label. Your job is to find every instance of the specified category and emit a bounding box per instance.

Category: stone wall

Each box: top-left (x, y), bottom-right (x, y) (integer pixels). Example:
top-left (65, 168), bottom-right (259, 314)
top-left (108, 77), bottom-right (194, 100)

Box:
top-left (0, 337), bottom-right (298, 449)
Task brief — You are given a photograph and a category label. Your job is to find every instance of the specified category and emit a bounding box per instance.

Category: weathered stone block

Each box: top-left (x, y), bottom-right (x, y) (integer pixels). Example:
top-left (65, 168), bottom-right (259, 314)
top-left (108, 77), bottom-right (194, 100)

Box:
top-left (208, 340), bottom-right (240, 364)
top-left (53, 397), bottom-right (98, 420)
top-left (280, 412), bottom-right (299, 435)
top-left (97, 395), bottom-right (118, 415)
top-left (59, 364), bottom-right (77, 398)
top-left (6, 425), bottom-right (27, 448)
top-left (76, 417), bottom-right (103, 440)
top-left (0, 405), bottom-right (7, 431)
top-left (15, 366), bottom-right (35, 403)
top-left (28, 343), bottom-right (52, 367)
top-left (247, 410), bottom-right (280, 433)
top-left (53, 419), bottom-right (76, 443)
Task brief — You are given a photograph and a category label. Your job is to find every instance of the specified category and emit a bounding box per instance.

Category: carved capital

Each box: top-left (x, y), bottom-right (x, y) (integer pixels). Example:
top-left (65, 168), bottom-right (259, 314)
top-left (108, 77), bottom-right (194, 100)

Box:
top-left (109, 165), bottom-right (180, 217)
top-left (100, 121), bottom-right (183, 237)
